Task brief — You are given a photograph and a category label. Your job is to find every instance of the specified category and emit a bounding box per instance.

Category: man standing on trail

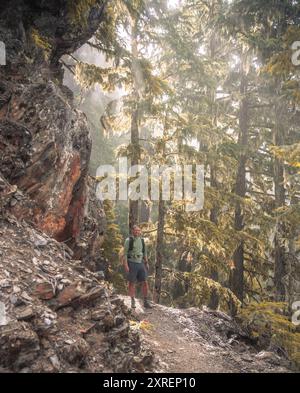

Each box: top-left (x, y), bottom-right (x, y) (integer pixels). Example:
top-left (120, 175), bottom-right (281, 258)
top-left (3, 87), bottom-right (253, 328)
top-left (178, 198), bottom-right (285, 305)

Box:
top-left (123, 225), bottom-right (152, 309)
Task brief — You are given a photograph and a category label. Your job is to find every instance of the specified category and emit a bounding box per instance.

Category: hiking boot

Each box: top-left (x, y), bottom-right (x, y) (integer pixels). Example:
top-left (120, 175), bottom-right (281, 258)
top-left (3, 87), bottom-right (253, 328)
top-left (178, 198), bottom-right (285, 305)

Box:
top-left (131, 297), bottom-right (136, 309)
top-left (143, 299), bottom-right (152, 309)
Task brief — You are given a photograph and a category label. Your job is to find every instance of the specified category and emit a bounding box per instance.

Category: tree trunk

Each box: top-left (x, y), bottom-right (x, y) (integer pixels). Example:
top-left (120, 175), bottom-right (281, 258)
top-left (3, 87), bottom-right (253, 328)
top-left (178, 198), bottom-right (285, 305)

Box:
top-left (230, 66), bottom-right (249, 304)
top-left (129, 20), bottom-right (140, 232)
top-left (286, 169), bottom-right (300, 308)
top-left (207, 28), bottom-right (220, 310)
top-left (153, 188), bottom-right (165, 303)
top-left (129, 107), bottom-right (140, 231)
top-left (140, 200), bottom-right (151, 224)
top-left (208, 165), bottom-right (219, 310)
top-left (273, 100), bottom-right (286, 301)
top-left (153, 116), bottom-right (168, 304)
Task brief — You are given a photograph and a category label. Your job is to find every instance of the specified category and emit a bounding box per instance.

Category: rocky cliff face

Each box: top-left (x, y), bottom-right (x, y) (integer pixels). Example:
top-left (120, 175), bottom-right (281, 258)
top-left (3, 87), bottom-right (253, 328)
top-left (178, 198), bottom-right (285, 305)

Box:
top-left (0, 0), bottom-right (105, 247)
top-left (0, 1), bottom-right (156, 373)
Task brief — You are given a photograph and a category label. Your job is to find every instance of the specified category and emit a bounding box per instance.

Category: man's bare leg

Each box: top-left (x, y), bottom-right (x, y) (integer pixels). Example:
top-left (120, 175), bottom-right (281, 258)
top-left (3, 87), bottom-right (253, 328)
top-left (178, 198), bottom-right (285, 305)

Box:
top-left (141, 281), bottom-right (148, 298)
top-left (129, 282), bottom-right (136, 308)
top-left (142, 281), bottom-right (152, 308)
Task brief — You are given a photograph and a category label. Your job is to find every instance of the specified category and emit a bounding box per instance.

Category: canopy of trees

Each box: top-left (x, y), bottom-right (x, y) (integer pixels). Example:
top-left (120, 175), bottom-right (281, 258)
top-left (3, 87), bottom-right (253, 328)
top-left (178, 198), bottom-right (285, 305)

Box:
top-left (65, 0), bottom-right (300, 328)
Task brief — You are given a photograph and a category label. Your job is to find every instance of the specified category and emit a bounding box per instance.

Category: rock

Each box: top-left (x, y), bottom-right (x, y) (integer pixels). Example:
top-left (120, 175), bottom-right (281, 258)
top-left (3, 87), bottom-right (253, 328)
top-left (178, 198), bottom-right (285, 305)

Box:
top-left (132, 356), bottom-right (145, 372)
top-left (56, 285), bottom-right (82, 308)
top-left (10, 294), bottom-right (26, 307)
top-left (71, 178), bottom-right (106, 267)
top-left (0, 302), bottom-right (7, 326)
top-left (255, 351), bottom-right (276, 360)
top-left (32, 234), bottom-right (48, 247)
top-left (33, 282), bottom-right (55, 300)
top-left (0, 220), bottom-right (155, 373)
top-left (90, 309), bottom-right (106, 321)
top-left (115, 315), bottom-right (125, 327)
top-left (0, 1), bottom-right (106, 250)
top-left (241, 354), bottom-right (254, 363)
top-left (64, 339), bottom-right (75, 345)
top-left (0, 279), bottom-right (11, 288)
top-left (110, 296), bottom-right (124, 307)
top-left (0, 322), bottom-right (40, 371)
top-left (108, 322), bottom-right (130, 343)
top-left (103, 313), bottom-right (115, 330)
top-left (60, 338), bottom-right (89, 367)
top-left (44, 318), bottom-right (52, 326)
top-left (96, 271), bottom-right (105, 280)
top-left (141, 352), bottom-right (154, 367)
top-left (205, 307), bottom-right (233, 322)
top-left (255, 351), bottom-right (282, 366)
top-left (16, 306), bottom-right (35, 321)
top-left (73, 287), bottom-right (105, 308)
top-left (21, 292), bottom-right (33, 302)
top-left (49, 354), bottom-right (60, 371)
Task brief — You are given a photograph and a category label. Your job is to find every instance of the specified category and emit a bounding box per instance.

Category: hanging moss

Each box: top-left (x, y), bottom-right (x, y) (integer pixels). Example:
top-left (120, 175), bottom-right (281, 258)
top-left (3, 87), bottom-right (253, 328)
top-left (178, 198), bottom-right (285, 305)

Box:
top-left (180, 272), bottom-right (241, 314)
top-left (30, 28), bottom-right (52, 60)
top-left (67, 0), bottom-right (99, 26)
top-left (74, 62), bottom-right (129, 91)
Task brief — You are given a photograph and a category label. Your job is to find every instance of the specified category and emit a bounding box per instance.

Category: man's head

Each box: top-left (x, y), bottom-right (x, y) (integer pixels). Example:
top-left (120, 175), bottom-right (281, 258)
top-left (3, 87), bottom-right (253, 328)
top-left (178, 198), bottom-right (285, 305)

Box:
top-left (132, 225), bottom-right (141, 237)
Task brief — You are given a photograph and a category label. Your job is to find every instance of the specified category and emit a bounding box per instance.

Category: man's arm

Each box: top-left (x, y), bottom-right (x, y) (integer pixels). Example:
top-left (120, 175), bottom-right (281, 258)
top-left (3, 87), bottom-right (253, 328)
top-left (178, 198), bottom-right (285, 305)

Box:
top-left (123, 238), bottom-right (129, 272)
top-left (143, 241), bottom-right (149, 269)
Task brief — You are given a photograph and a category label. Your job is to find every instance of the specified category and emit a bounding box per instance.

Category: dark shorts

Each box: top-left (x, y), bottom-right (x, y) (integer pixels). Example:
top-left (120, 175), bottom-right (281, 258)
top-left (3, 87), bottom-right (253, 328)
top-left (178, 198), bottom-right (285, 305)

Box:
top-left (127, 261), bottom-right (148, 283)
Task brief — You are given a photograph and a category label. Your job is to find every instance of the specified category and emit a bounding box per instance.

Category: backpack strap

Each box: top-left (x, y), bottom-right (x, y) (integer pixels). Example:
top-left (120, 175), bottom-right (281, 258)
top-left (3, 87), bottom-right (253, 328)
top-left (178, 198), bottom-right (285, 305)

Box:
top-left (127, 237), bottom-right (145, 257)
top-left (128, 236), bottom-right (134, 254)
top-left (141, 238), bottom-right (145, 255)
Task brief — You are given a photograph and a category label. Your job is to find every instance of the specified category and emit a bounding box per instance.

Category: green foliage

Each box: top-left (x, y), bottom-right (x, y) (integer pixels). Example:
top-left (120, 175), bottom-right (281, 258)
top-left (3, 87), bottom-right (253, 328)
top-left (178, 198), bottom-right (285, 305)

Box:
top-left (239, 302), bottom-right (300, 370)
top-left (184, 272), bottom-right (241, 313)
top-left (102, 200), bottom-right (123, 259)
top-left (67, 0), bottom-right (99, 26)
top-left (31, 28), bottom-right (52, 60)
top-left (263, 26), bottom-right (300, 81)
top-left (75, 62), bottom-right (131, 91)
top-left (66, 0), bottom-right (300, 330)
top-left (102, 200), bottom-right (127, 293)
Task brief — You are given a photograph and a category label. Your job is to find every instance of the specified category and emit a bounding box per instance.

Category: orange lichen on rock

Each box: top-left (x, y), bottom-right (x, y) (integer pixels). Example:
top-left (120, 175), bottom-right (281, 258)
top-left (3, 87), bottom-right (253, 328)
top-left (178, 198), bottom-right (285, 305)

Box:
top-left (37, 213), bottom-right (66, 239)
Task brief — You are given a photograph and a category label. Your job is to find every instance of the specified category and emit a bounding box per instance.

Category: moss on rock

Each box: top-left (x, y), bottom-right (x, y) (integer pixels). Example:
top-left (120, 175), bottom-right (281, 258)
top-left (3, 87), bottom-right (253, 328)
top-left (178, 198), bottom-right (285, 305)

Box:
top-left (238, 302), bottom-right (300, 370)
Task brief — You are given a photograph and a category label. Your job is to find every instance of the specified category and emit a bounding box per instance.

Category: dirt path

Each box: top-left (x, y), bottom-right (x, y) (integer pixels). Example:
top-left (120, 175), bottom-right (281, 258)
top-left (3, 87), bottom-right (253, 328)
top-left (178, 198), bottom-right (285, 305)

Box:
top-left (121, 297), bottom-right (291, 373)
top-left (139, 305), bottom-right (233, 373)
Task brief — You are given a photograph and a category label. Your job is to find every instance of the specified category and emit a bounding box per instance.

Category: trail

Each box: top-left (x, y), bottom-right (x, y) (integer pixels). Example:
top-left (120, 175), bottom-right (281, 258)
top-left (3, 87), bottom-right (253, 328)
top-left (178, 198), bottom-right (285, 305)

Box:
top-left (121, 297), bottom-right (291, 373)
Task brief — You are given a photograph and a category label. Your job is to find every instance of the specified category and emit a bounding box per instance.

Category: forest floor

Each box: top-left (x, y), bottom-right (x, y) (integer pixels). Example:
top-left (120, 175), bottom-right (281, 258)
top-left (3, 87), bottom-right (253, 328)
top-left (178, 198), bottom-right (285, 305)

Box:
top-left (121, 296), bottom-right (292, 373)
